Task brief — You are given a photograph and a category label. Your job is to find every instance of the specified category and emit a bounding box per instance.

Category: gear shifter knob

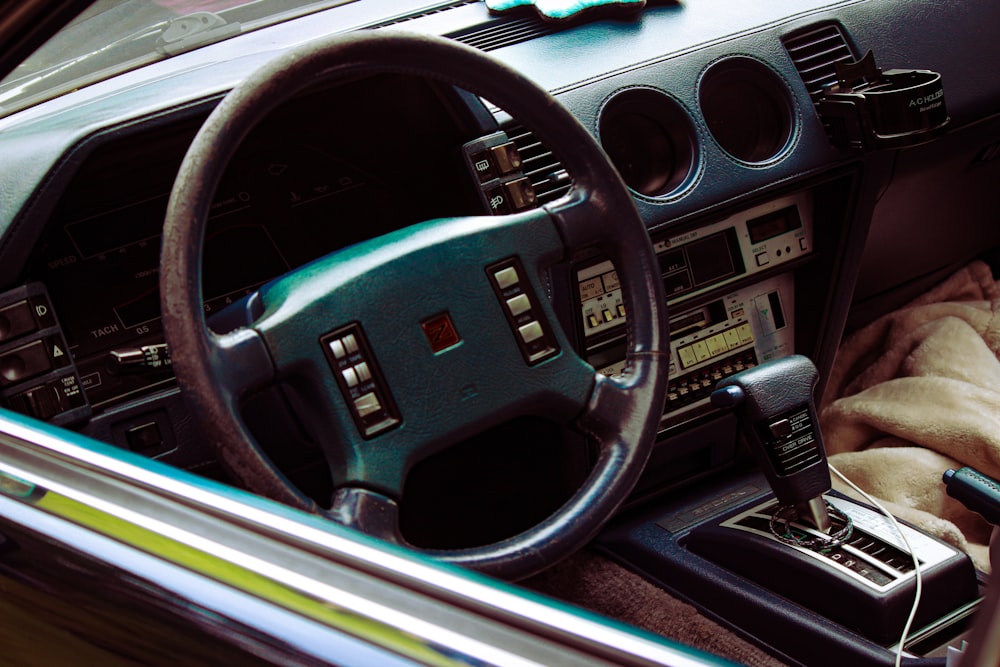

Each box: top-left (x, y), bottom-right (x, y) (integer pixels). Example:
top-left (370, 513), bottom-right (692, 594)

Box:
top-left (711, 355), bottom-right (832, 532)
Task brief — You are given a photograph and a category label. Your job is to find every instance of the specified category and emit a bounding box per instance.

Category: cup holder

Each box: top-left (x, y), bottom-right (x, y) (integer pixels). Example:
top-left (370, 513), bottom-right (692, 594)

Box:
top-left (699, 58), bottom-right (795, 164)
top-left (598, 88), bottom-right (698, 198)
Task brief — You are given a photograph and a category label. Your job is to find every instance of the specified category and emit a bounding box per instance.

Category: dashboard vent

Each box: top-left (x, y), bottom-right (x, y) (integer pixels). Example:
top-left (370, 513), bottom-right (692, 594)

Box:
top-left (448, 16), bottom-right (558, 52)
top-left (369, 0), bottom-right (480, 29)
top-left (503, 123), bottom-right (572, 204)
top-left (782, 24), bottom-right (856, 104)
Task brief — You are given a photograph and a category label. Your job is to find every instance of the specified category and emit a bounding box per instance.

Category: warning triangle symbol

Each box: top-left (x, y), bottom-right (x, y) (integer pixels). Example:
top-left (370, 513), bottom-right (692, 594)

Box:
top-left (52, 344), bottom-right (64, 357)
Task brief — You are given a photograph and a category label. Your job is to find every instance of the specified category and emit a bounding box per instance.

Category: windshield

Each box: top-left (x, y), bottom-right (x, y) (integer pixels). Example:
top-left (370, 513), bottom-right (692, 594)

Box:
top-left (0, 0), bottom-right (356, 118)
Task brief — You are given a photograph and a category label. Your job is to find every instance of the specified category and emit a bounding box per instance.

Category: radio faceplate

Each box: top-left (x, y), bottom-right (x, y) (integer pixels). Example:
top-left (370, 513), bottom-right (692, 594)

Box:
top-left (578, 192), bottom-right (813, 425)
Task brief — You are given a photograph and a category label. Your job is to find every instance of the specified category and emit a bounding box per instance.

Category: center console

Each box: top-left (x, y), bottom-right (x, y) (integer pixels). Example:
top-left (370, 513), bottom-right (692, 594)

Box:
top-left (598, 356), bottom-right (981, 666)
top-left (576, 178), bottom-right (982, 664)
top-left (577, 192), bottom-right (811, 446)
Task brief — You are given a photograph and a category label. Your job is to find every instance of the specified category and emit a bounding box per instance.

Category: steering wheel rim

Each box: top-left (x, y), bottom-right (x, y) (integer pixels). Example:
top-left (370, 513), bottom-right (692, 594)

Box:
top-left (161, 30), bottom-right (669, 580)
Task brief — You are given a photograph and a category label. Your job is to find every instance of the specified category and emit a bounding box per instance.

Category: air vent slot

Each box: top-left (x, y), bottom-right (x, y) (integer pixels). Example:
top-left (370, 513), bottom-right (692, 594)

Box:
top-left (368, 0), bottom-right (480, 29)
top-left (448, 16), bottom-right (557, 52)
top-left (782, 23), bottom-right (856, 104)
top-left (502, 123), bottom-right (571, 205)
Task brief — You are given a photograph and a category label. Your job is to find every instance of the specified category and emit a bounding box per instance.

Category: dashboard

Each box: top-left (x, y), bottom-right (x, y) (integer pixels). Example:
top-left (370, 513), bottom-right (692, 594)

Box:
top-left (1, 0), bottom-right (992, 493)
top-left (18, 74), bottom-right (483, 412)
top-left (3, 0), bottom-right (1000, 664)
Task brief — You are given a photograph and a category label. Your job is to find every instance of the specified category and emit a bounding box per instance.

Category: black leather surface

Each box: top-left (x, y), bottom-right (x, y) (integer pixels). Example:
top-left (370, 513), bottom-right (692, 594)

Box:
top-left (714, 355), bottom-right (832, 506)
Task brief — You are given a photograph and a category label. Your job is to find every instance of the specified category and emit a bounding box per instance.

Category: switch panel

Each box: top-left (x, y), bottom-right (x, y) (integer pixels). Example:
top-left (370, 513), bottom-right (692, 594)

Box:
top-left (464, 132), bottom-right (538, 215)
top-left (486, 257), bottom-right (559, 365)
top-left (321, 323), bottom-right (400, 439)
top-left (0, 283), bottom-right (90, 425)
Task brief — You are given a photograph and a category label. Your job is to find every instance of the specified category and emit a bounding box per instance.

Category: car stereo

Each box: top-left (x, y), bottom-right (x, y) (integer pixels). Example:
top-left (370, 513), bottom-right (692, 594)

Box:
top-left (577, 192), bottom-right (813, 428)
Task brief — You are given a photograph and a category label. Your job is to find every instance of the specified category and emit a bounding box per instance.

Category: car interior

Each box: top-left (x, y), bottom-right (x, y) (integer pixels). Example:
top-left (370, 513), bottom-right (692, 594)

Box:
top-left (2, 0), bottom-right (1000, 665)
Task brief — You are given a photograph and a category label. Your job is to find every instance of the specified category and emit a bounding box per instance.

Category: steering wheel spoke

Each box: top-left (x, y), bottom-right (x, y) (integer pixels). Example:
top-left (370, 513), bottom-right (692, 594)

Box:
top-left (208, 327), bottom-right (276, 402)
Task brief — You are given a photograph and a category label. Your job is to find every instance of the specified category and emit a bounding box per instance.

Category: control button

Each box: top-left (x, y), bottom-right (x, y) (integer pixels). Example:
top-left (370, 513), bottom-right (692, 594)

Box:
top-left (354, 362), bottom-right (372, 384)
top-left (579, 277), bottom-right (604, 301)
top-left (488, 257), bottom-right (559, 366)
top-left (706, 334), bottom-right (727, 357)
top-left (506, 294), bottom-right (532, 317)
top-left (602, 309), bottom-right (614, 322)
top-left (328, 339), bottom-right (346, 359)
top-left (665, 271), bottom-right (692, 296)
top-left (691, 340), bottom-right (710, 363)
top-left (29, 296), bottom-right (56, 329)
top-left (49, 337), bottom-right (70, 368)
top-left (490, 142), bottom-right (523, 174)
top-left (616, 304), bottom-right (626, 318)
top-left (0, 339), bottom-right (51, 386)
top-left (677, 346), bottom-right (698, 369)
top-left (493, 266), bottom-right (520, 290)
top-left (470, 150), bottom-right (497, 182)
top-left (6, 373), bottom-right (86, 421)
top-left (769, 418), bottom-right (793, 439)
top-left (602, 271), bottom-right (621, 292)
top-left (354, 392), bottom-right (382, 418)
top-left (503, 177), bottom-right (537, 211)
top-left (10, 383), bottom-right (61, 420)
top-left (755, 252), bottom-right (770, 267)
top-left (518, 321), bottom-right (545, 345)
top-left (321, 324), bottom-right (401, 439)
top-left (485, 185), bottom-right (511, 214)
top-left (587, 314), bottom-right (600, 328)
top-left (0, 300), bottom-right (37, 343)
top-left (737, 323), bottom-right (754, 345)
top-left (126, 421), bottom-right (164, 452)
top-left (723, 328), bottom-right (742, 349)
top-left (342, 367), bottom-right (359, 388)
top-left (799, 237), bottom-right (809, 251)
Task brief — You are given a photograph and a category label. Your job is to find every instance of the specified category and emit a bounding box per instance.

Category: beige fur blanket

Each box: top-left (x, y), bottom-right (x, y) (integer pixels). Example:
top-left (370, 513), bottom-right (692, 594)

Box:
top-left (819, 260), bottom-right (1000, 572)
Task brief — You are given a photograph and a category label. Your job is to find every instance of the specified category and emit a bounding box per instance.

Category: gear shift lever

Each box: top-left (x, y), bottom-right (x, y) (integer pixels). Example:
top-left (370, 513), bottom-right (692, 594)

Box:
top-left (677, 355), bottom-right (978, 647)
top-left (711, 355), bottom-right (832, 532)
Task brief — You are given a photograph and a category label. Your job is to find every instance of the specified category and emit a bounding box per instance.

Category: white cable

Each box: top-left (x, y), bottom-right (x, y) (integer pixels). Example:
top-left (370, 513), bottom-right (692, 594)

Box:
top-left (829, 463), bottom-right (923, 667)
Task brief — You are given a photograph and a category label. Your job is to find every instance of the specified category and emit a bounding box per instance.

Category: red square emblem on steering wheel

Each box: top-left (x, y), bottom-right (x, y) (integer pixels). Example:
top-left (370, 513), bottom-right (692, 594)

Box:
top-left (421, 312), bottom-right (461, 353)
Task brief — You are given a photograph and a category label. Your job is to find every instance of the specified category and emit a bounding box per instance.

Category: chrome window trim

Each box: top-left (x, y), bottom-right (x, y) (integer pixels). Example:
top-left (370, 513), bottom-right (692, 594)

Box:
top-left (0, 410), bottom-right (723, 667)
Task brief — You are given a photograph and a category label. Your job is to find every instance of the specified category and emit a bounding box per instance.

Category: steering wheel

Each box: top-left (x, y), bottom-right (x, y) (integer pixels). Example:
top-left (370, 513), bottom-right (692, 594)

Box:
top-left (161, 31), bottom-right (668, 580)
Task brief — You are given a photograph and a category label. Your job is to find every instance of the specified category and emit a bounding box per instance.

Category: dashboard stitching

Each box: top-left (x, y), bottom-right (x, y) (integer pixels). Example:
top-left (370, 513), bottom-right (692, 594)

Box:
top-left (593, 84), bottom-right (707, 206)
top-left (694, 53), bottom-right (804, 172)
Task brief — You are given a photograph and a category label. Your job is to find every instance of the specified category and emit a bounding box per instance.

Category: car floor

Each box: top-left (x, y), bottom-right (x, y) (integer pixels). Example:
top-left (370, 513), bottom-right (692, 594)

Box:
top-left (524, 549), bottom-right (789, 667)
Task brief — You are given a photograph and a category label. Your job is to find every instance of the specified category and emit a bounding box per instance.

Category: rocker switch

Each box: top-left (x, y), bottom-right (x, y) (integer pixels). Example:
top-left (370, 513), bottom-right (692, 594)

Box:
top-left (321, 324), bottom-right (400, 439)
top-left (769, 418), bottom-right (792, 439)
top-left (487, 257), bottom-right (558, 365)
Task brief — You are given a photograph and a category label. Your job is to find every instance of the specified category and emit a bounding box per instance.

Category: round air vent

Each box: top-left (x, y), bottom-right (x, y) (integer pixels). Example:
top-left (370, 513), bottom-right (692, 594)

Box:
top-left (700, 58), bottom-right (794, 163)
top-left (598, 88), bottom-right (698, 198)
